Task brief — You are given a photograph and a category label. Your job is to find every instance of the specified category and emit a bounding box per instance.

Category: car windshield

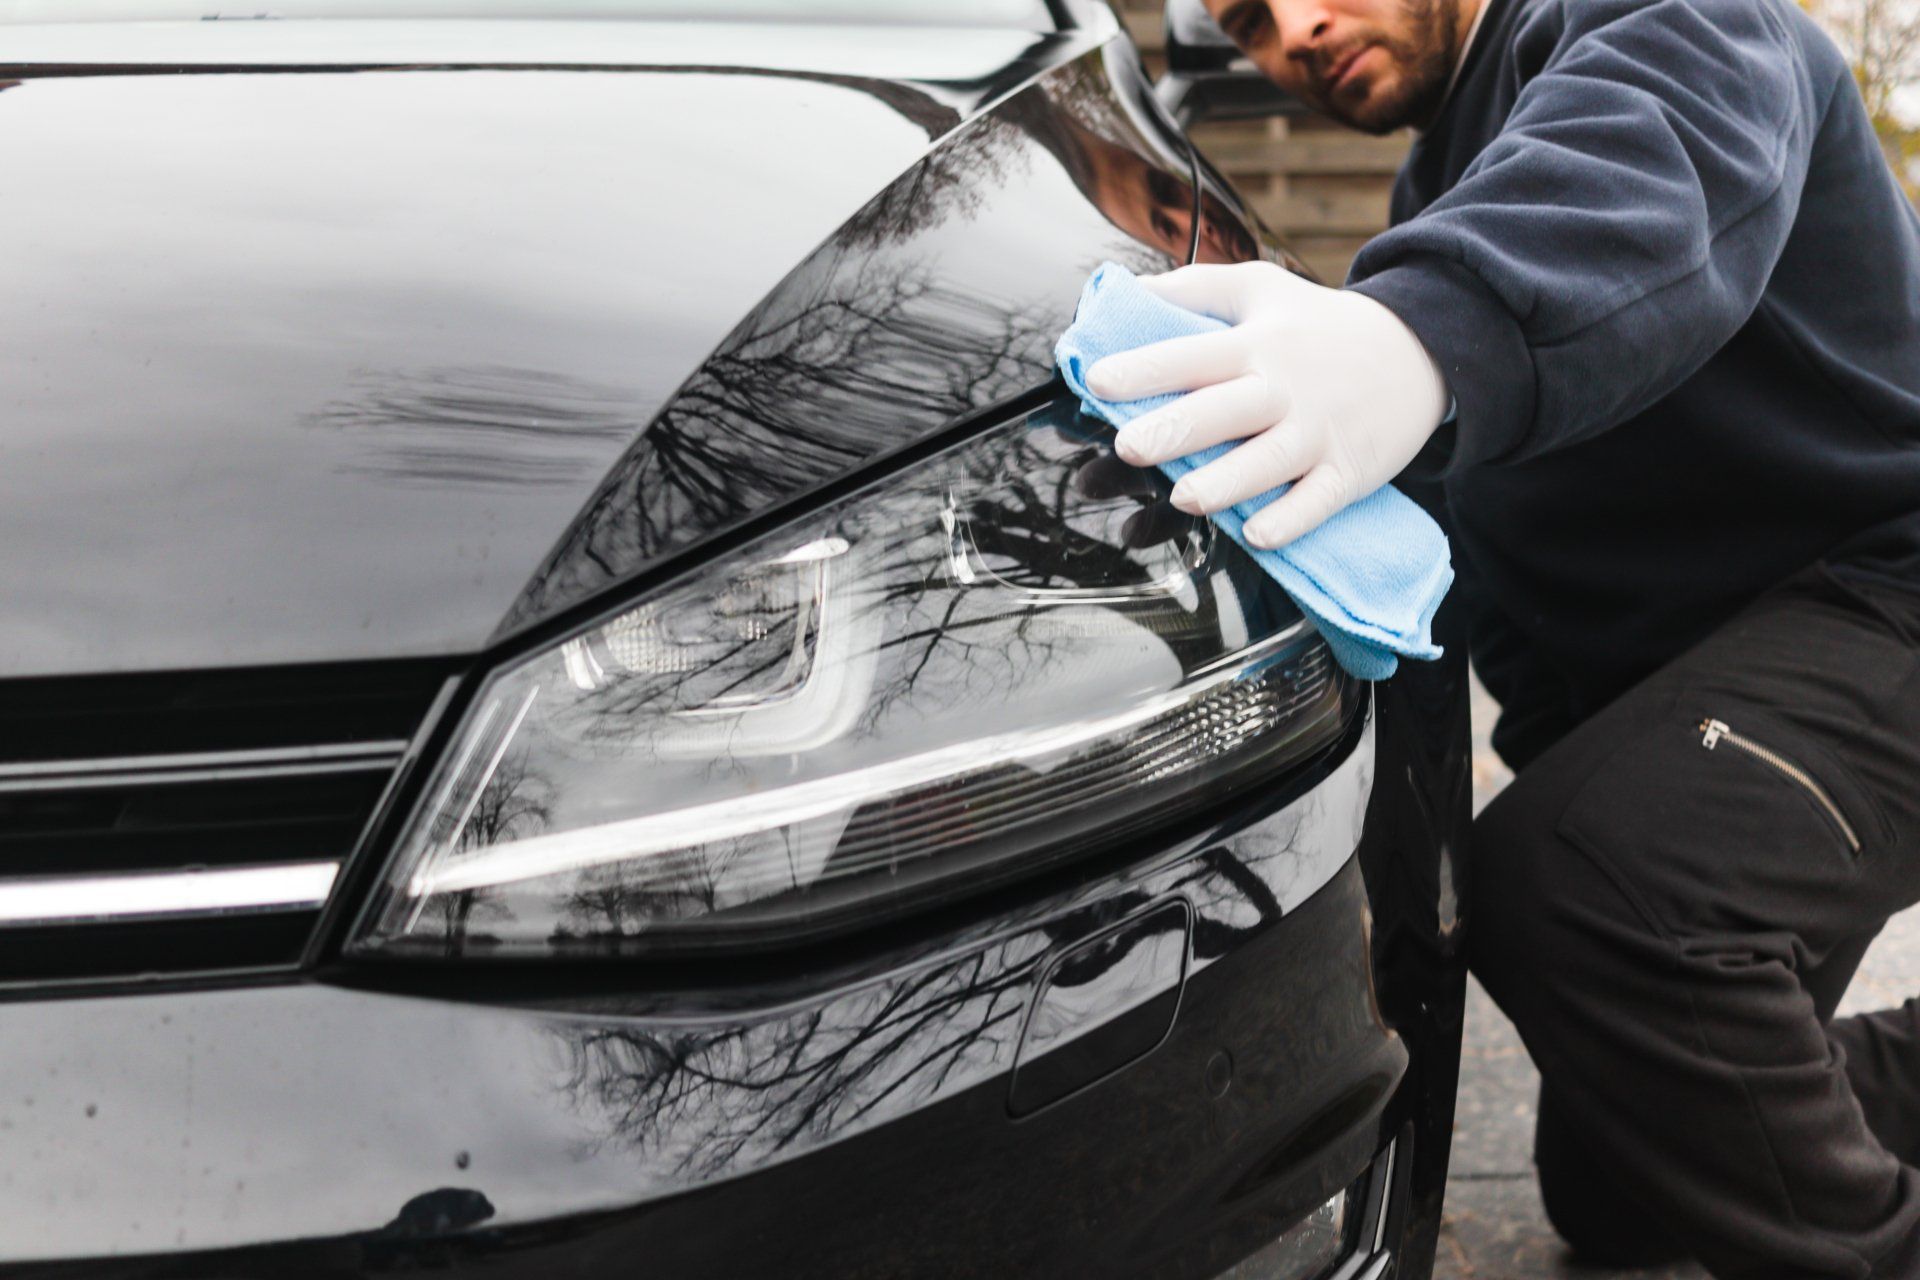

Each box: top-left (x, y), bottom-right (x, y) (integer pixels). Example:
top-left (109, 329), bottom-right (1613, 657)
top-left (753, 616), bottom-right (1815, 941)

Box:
top-left (0, 1), bottom-right (1057, 24)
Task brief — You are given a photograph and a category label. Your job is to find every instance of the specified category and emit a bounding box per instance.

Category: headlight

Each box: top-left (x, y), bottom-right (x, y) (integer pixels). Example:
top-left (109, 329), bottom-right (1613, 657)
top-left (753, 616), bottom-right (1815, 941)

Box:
top-left (349, 400), bottom-right (1352, 958)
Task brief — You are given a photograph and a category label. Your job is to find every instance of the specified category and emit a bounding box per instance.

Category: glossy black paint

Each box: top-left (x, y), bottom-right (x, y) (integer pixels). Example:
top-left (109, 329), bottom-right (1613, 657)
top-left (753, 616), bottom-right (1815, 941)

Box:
top-left (1007, 897), bottom-right (1192, 1117)
top-left (0, 11), bottom-right (1473, 1278)
top-left (2, 684), bottom-right (1468, 1276)
top-left (0, 16), bottom-right (1227, 679)
top-left (1355, 614), bottom-right (1476, 1280)
top-left (496, 44), bottom-right (1223, 639)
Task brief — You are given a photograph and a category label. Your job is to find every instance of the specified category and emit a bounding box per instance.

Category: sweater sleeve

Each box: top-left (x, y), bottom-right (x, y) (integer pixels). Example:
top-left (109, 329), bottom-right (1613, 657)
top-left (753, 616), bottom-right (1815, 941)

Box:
top-left (1347, 0), bottom-right (1826, 468)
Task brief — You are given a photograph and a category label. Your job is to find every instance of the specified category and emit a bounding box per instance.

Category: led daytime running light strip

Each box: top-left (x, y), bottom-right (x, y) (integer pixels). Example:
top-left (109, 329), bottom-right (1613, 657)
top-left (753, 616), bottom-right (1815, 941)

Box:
top-left (0, 861), bottom-right (340, 928)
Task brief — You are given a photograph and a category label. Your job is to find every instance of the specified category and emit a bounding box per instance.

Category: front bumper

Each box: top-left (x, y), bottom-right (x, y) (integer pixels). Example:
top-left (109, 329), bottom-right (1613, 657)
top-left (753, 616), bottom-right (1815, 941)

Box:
top-left (1, 676), bottom-right (1469, 1279)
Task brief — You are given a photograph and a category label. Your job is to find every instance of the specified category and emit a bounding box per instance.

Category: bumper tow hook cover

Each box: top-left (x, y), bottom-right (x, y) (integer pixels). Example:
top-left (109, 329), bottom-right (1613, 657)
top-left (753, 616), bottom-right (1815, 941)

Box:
top-left (1008, 897), bottom-right (1192, 1117)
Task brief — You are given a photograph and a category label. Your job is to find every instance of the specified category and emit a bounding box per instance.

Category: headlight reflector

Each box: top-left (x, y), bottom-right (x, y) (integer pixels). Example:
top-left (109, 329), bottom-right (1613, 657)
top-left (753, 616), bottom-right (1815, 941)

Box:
top-left (351, 403), bottom-right (1351, 958)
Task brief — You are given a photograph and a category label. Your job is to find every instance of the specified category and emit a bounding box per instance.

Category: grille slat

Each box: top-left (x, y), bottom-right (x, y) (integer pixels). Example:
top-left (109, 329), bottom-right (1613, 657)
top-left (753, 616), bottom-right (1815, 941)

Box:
top-left (0, 769), bottom-right (393, 877)
top-left (0, 661), bottom-right (444, 764)
top-left (0, 661), bottom-right (445, 986)
top-left (0, 913), bottom-right (320, 985)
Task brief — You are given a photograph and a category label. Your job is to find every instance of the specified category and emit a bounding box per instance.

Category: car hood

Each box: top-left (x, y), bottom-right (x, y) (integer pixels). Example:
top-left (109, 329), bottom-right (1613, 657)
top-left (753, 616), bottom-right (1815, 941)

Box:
top-left (0, 16), bottom-right (1215, 679)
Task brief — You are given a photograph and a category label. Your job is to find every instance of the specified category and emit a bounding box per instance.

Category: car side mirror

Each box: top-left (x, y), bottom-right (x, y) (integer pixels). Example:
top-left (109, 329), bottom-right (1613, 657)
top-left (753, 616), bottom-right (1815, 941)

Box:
top-left (1155, 0), bottom-right (1301, 126)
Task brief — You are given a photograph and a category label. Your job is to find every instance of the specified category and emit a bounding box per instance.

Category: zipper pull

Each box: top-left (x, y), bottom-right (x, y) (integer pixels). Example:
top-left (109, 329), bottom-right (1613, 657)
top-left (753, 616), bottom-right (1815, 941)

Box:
top-left (1700, 718), bottom-right (1727, 749)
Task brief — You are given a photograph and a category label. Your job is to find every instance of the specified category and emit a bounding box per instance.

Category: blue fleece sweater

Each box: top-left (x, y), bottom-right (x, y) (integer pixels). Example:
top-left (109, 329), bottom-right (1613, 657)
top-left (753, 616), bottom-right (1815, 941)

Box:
top-left (1348, 0), bottom-right (1920, 766)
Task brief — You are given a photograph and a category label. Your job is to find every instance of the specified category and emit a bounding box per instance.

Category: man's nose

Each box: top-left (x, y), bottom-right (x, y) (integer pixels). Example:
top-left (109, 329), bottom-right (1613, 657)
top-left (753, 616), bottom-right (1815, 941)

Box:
top-left (1271, 0), bottom-right (1335, 62)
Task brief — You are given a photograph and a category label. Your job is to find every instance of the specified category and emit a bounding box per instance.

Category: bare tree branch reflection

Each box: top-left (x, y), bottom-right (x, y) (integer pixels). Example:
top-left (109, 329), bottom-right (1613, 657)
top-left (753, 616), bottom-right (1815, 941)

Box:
top-left (556, 947), bottom-right (1032, 1177)
top-left (502, 242), bottom-right (1058, 630)
top-left (415, 750), bottom-right (552, 955)
top-left (542, 833), bottom-right (1328, 1179)
top-left (500, 56), bottom-right (1193, 633)
top-left (431, 397), bottom-right (1289, 948)
top-left (391, 53), bottom-right (1302, 956)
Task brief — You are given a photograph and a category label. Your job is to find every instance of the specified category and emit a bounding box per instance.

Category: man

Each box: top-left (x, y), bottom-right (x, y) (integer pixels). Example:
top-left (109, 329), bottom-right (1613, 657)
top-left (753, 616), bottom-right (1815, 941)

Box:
top-left (1083, 0), bottom-right (1920, 1273)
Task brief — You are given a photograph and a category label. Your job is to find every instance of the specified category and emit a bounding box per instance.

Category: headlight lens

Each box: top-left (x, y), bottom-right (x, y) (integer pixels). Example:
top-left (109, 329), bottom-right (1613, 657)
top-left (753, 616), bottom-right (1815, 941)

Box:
top-left (351, 401), bottom-right (1351, 958)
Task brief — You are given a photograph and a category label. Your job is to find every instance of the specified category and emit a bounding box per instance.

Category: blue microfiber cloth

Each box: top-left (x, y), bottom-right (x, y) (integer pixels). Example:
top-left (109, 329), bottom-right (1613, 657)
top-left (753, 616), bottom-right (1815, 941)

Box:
top-left (1054, 261), bottom-right (1452, 680)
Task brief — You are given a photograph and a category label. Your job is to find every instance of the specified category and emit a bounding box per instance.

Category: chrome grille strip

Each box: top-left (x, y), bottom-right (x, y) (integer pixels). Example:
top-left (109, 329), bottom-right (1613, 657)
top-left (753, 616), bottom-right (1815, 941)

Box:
top-left (0, 740), bottom-right (408, 793)
top-left (0, 861), bottom-right (340, 928)
top-left (0, 758), bottom-right (402, 794)
top-left (0, 663), bottom-right (447, 982)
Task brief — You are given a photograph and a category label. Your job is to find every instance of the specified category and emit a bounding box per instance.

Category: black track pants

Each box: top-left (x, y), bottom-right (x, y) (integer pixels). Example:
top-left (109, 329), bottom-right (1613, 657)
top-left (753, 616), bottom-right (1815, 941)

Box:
top-left (1469, 567), bottom-right (1920, 1278)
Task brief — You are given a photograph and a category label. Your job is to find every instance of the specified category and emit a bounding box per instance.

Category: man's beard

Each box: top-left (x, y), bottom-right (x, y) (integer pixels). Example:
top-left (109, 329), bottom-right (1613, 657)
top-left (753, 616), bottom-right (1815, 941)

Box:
top-left (1312, 0), bottom-right (1461, 134)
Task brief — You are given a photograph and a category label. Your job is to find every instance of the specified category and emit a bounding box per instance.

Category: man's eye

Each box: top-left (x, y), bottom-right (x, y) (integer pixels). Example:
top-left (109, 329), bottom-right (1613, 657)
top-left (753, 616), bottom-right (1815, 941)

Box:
top-left (1146, 168), bottom-right (1185, 208)
top-left (1222, 2), bottom-right (1275, 46)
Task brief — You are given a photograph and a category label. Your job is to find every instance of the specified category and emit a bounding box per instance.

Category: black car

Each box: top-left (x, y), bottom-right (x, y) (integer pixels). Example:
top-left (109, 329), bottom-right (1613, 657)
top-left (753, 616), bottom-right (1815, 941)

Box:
top-left (0, 4), bottom-right (1471, 1277)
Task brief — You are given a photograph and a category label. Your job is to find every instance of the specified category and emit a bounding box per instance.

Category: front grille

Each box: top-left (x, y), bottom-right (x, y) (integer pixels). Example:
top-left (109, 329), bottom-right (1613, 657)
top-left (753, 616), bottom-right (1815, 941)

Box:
top-left (0, 660), bottom-right (449, 987)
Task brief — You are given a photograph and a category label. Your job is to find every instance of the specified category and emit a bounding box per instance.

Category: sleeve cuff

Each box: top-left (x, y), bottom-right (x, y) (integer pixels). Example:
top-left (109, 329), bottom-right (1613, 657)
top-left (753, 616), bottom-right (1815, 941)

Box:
top-left (1347, 256), bottom-right (1535, 472)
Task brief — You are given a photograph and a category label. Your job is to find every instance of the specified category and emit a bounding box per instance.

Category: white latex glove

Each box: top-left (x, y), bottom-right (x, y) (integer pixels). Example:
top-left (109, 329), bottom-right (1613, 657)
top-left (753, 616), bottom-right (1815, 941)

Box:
top-left (1086, 262), bottom-right (1450, 549)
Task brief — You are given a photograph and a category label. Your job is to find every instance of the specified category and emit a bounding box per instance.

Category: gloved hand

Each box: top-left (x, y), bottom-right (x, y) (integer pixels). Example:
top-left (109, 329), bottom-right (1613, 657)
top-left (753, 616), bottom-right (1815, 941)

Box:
top-left (1085, 261), bottom-right (1450, 549)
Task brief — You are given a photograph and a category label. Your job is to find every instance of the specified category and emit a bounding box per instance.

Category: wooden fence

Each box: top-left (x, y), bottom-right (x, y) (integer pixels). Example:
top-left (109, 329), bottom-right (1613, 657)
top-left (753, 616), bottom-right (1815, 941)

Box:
top-left (1112, 1), bottom-right (1410, 281)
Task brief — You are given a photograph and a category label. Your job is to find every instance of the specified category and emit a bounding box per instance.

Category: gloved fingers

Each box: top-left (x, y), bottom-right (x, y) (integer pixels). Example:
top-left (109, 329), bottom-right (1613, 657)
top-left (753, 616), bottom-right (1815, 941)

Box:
top-left (1243, 464), bottom-right (1357, 549)
top-left (1085, 328), bottom-right (1249, 402)
top-left (1114, 374), bottom-right (1282, 467)
top-left (1132, 261), bottom-right (1285, 322)
top-left (1168, 419), bottom-right (1317, 516)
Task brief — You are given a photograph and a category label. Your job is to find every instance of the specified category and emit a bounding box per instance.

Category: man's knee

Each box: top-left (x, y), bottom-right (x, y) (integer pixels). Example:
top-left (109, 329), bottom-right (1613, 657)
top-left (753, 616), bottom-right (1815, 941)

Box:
top-left (1534, 1087), bottom-right (1690, 1267)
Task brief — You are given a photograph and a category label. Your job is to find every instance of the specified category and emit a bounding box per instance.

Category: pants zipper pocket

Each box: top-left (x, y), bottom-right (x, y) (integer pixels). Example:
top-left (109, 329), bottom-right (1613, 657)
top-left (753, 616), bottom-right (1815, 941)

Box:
top-left (1699, 718), bottom-right (1862, 852)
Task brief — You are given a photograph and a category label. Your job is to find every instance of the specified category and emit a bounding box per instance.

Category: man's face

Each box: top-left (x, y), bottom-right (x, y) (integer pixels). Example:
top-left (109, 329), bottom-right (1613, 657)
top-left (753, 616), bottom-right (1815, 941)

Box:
top-left (1079, 134), bottom-right (1254, 263)
top-left (1205, 0), bottom-right (1465, 134)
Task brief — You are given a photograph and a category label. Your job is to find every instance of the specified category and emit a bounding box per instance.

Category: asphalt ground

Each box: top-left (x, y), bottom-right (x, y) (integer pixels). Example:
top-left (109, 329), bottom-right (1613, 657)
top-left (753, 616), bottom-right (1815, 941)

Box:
top-left (1439, 679), bottom-right (1920, 1279)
